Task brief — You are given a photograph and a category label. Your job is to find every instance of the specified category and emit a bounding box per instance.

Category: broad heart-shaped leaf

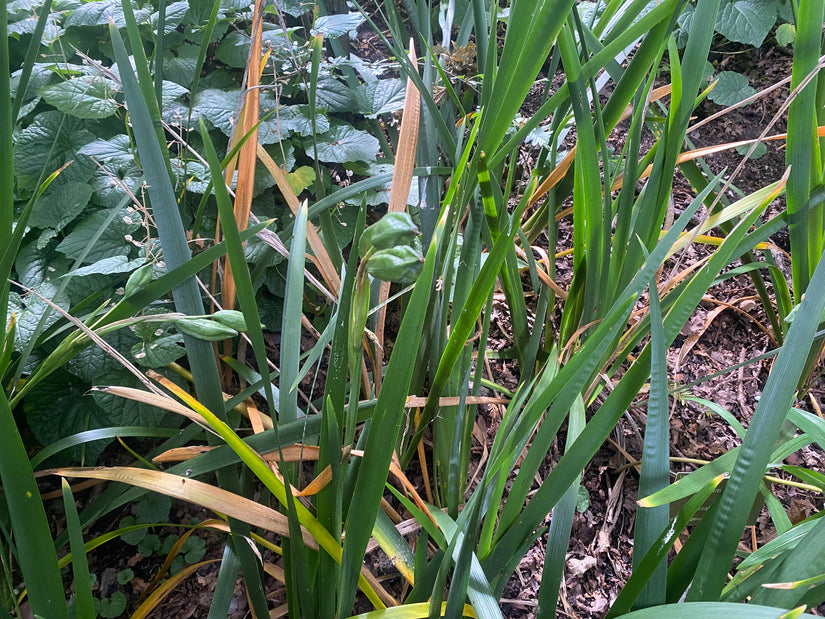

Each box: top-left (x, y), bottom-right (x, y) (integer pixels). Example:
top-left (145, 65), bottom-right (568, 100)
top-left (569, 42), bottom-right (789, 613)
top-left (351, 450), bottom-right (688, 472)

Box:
top-left (735, 141), bottom-right (767, 159)
top-left (23, 369), bottom-right (110, 465)
top-left (90, 161), bottom-right (143, 208)
top-left (343, 163), bottom-right (420, 206)
top-left (15, 240), bottom-right (70, 289)
top-left (150, 0), bottom-right (189, 34)
top-left (163, 43), bottom-right (200, 87)
top-left (131, 332), bottom-right (186, 368)
top-left (356, 79), bottom-right (405, 118)
top-left (192, 87), bottom-right (239, 135)
top-left (29, 181), bottom-right (93, 232)
top-left (63, 255), bottom-right (145, 278)
top-left (312, 12), bottom-right (365, 37)
top-left (78, 134), bottom-right (134, 165)
top-left (708, 71), bottom-right (756, 106)
top-left (775, 22), bottom-right (795, 46)
top-left (715, 0), bottom-right (779, 46)
top-left (215, 28), bottom-right (291, 68)
top-left (281, 104), bottom-right (330, 138)
top-left (287, 165), bottom-right (315, 195)
top-left (158, 81), bottom-right (188, 108)
top-left (170, 158), bottom-right (211, 194)
top-left (56, 206), bottom-right (140, 263)
top-left (64, 0), bottom-right (152, 28)
top-left (305, 122), bottom-right (380, 164)
top-left (277, 0), bottom-right (312, 17)
top-left (312, 77), bottom-right (357, 113)
top-left (11, 281), bottom-right (71, 352)
top-left (8, 12), bottom-right (63, 44)
top-left (38, 75), bottom-right (120, 119)
top-left (14, 111), bottom-right (96, 190)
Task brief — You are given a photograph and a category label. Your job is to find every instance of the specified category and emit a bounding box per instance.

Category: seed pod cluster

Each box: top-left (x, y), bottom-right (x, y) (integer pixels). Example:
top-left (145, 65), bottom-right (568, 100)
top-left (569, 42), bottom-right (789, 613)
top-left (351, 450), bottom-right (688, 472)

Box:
top-left (360, 213), bottom-right (424, 284)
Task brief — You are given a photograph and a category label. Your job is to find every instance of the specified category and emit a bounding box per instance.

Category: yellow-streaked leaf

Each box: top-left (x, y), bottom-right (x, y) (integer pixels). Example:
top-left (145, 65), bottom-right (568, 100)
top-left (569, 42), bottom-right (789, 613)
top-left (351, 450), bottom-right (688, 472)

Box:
top-left (348, 602), bottom-right (477, 618)
top-left (49, 466), bottom-right (319, 548)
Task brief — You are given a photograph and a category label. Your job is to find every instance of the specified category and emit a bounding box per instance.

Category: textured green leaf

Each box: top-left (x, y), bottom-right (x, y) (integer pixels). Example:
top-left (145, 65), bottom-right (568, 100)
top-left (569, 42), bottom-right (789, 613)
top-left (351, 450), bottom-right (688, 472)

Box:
top-left (24, 369), bottom-right (109, 464)
top-left (343, 163), bottom-right (419, 207)
top-left (215, 28), bottom-right (290, 68)
top-left (136, 492), bottom-right (172, 522)
top-left (281, 165), bottom-right (313, 197)
top-left (306, 122), bottom-right (380, 164)
top-left (708, 71), bottom-right (756, 106)
top-left (13, 111), bottom-right (96, 189)
top-left (775, 22), bottom-right (795, 46)
top-left (29, 181), bottom-right (93, 231)
top-left (192, 87), bottom-right (239, 134)
top-left (150, 0), bottom-right (189, 34)
top-left (312, 12), bottom-right (364, 37)
top-left (735, 142), bottom-right (767, 159)
top-left (64, 255), bottom-right (144, 278)
top-left (38, 75), bottom-right (119, 119)
top-left (56, 206), bottom-right (140, 263)
top-left (313, 77), bottom-right (356, 113)
top-left (132, 333), bottom-right (186, 368)
top-left (90, 161), bottom-right (143, 208)
top-left (78, 134), bottom-right (134, 165)
top-left (356, 78), bottom-right (405, 118)
top-left (15, 240), bottom-right (69, 288)
top-left (99, 592), bottom-right (127, 618)
top-left (64, 0), bottom-right (152, 28)
top-left (277, 0), bottom-right (311, 17)
top-left (715, 0), bottom-right (779, 46)
top-left (12, 282), bottom-right (70, 350)
top-left (163, 43), bottom-right (200, 87)
top-left (284, 104), bottom-right (330, 137)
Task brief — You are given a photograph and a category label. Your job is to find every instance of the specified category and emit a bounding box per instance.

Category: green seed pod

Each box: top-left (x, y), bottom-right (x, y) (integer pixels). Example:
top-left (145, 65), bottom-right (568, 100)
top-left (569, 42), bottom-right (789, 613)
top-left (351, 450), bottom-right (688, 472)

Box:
top-left (123, 263), bottom-right (153, 298)
top-left (359, 212), bottom-right (420, 257)
top-left (175, 317), bottom-right (239, 341)
top-left (366, 245), bottom-right (424, 283)
top-left (211, 310), bottom-right (251, 332)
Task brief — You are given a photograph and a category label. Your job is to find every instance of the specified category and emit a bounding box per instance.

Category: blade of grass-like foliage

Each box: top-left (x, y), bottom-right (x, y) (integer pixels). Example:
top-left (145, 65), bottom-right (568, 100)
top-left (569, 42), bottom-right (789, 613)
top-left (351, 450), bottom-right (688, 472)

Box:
top-left (31, 427), bottom-right (177, 469)
top-left (348, 602), bottom-right (477, 618)
top-left (280, 201), bottom-right (307, 424)
top-left (688, 248), bottom-right (825, 601)
top-left (0, 0), bottom-right (11, 329)
top-left (486, 175), bottom-right (775, 587)
top-left (477, 0), bottom-right (575, 154)
top-left (430, 507), bottom-right (502, 619)
top-left (535, 392), bottom-right (585, 615)
top-left (336, 209), bottom-right (445, 615)
top-left (558, 25), bottom-right (609, 323)
top-left (118, 0), bottom-right (169, 168)
top-left (200, 121), bottom-right (276, 415)
top-left (785, 0), bottom-right (825, 295)
top-left (614, 603), bottom-right (817, 618)
top-left (51, 466), bottom-right (307, 543)
top-left (749, 515), bottom-right (825, 608)
top-left (279, 202), bottom-right (312, 613)
top-left (61, 480), bottom-right (94, 618)
top-left (632, 273), bottom-right (669, 607)
top-left (0, 391), bottom-right (68, 619)
top-left (400, 179), bottom-right (536, 467)
top-left (609, 475), bottom-right (726, 616)
top-left (143, 372), bottom-right (387, 609)
top-left (110, 21), bottom-right (270, 617)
